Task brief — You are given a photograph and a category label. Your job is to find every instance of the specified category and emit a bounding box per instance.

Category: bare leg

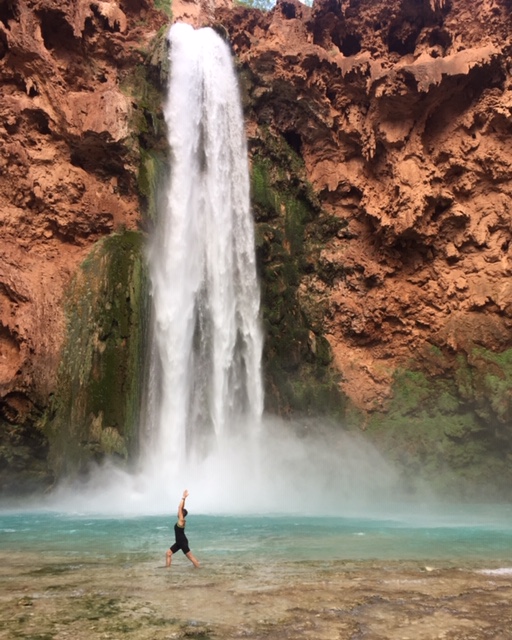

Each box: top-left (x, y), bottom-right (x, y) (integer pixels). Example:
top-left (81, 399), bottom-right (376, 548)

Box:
top-left (186, 551), bottom-right (200, 568)
top-left (166, 549), bottom-right (173, 567)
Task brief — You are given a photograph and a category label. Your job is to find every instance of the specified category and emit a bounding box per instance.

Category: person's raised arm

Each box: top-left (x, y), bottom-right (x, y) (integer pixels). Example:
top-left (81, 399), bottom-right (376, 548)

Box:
top-left (177, 489), bottom-right (189, 521)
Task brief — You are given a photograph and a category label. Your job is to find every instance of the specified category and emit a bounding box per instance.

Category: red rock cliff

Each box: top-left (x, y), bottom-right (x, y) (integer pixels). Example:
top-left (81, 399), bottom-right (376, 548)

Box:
top-left (1, 0), bottom-right (512, 494)
top-left (219, 0), bottom-right (512, 413)
top-left (0, 0), bottom-right (167, 489)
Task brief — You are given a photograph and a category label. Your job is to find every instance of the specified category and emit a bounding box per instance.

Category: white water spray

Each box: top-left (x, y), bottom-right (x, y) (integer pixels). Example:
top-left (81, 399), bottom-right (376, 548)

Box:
top-left (145, 23), bottom-right (264, 486)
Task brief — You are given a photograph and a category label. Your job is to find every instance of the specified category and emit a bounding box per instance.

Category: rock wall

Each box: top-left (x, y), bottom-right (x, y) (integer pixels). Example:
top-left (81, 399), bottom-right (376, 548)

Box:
top-left (217, 0), bottom-right (512, 495)
top-left (220, 0), bottom-right (512, 411)
top-left (1, 0), bottom-right (512, 497)
top-left (0, 0), bottom-right (168, 492)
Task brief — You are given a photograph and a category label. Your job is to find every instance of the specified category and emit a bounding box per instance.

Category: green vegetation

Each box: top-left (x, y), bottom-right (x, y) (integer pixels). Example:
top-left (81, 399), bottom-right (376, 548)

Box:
top-left (455, 346), bottom-right (512, 424)
top-left (367, 351), bottom-right (512, 499)
top-left (138, 147), bottom-right (167, 224)
top-left (154, 0), bottom-right (172, 18)
top-left (0, 417), bottom-right (52, 495)
top-left (44, 231), bottom-right (150, 479)
top-left (251, 130), bottom-right (346, 419)
top-left (119, 28), bottom-right (170, 227)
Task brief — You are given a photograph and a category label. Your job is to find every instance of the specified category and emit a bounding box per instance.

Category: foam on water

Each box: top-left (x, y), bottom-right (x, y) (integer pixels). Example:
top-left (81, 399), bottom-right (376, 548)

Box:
top-left (478, 567), bottom-right (512, 575)
top-left (36, 416), bottom-right (410, 517)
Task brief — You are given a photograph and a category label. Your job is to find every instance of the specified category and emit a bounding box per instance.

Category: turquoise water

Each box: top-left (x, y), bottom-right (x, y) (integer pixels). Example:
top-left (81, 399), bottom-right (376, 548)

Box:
top-left (1, 505), bottom-right (512, 566)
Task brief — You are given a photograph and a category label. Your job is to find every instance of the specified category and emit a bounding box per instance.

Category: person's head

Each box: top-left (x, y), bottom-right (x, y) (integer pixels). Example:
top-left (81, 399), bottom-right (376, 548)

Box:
top-left (182, 508), bottom-right (188, 518)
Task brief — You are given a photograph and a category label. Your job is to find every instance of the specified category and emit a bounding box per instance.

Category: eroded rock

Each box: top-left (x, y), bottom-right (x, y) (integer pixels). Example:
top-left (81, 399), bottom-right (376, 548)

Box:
top-left (219, 0), bottom-right (512, 414)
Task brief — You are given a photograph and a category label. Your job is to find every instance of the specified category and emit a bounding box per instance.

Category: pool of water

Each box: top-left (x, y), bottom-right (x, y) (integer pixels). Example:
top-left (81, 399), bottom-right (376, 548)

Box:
top-left (1, 504), bottom-right (512, 566)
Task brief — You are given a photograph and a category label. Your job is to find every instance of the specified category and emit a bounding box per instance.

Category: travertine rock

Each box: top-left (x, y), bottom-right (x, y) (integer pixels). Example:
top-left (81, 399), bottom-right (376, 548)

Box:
top-left (2, 0), bottom-right (512, 489)
top-left (172, 0), bottom-right (232, 26)
top-left (0, 0), bottom-right (167, 486)
top-left (219, 0), bottom-right (512, 411)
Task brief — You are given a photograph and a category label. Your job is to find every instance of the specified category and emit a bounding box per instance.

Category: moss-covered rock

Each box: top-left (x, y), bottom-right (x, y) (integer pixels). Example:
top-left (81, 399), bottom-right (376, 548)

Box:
top-left (251, 129), bottom-right (347, 419)
top-left (138, 147), bottom-right (168, 225)
top-left (120, 27), bottom-right (170, 229)
top-left (44, 230), bottom-right (150, 480)
top-left (0, 417), bottom-right (53, 496)
top-left (366, 349), bottom-right (512, 499)
top-left (37, 28), bottom-right (168, 483)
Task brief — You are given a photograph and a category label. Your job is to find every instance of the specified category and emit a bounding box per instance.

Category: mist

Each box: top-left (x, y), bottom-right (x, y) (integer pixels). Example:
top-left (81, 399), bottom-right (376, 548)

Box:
top-left (35, 415), bottom-right (425, 518)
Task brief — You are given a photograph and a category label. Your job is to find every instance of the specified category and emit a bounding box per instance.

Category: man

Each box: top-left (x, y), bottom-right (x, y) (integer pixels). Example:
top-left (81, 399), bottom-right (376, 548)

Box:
top-left (165, 489), bottom-right (200, 568)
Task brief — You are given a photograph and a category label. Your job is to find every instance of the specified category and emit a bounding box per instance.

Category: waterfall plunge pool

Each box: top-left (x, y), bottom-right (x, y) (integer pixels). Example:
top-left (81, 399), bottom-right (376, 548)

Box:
top-left (2, 506), bottom-right (512, 568)
top-left (2, 506), bottom-right (512, 639)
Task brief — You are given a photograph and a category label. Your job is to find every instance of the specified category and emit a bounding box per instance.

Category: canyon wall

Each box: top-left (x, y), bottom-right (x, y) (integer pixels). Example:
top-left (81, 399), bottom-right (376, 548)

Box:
top-left (218, 0), bottom-right (512, 496)
top-left (0, 0), bottom-right (168, 492)
top-left (1, 0), bottom-right (511, 497)
top-left (222, 0), bottom-right (512, 412)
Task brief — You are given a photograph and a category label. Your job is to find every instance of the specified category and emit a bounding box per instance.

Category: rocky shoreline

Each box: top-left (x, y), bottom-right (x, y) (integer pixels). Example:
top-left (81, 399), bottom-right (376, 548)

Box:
top-left (2, 550), bottom-right (512, 639)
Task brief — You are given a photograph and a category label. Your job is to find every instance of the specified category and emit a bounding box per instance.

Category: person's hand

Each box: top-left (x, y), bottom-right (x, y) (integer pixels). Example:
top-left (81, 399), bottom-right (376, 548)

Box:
top-left (183, 490), bottom-right (189, 499)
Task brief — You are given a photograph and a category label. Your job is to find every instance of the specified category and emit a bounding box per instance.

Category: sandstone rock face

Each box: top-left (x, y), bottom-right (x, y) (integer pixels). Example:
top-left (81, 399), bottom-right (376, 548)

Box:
top-left (220, 0), bottom-right (512, 413)
top-left (0, 0), bottom-right (167, 491)
top-left (2, 0), bottom-right (512, 495)
top-left (172, 0), bottom-right (233, 26)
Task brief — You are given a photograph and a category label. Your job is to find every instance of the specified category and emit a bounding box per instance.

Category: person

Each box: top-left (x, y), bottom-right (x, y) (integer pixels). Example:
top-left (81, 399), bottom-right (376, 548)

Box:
top-left (165, 489), bottom-right (200, 568)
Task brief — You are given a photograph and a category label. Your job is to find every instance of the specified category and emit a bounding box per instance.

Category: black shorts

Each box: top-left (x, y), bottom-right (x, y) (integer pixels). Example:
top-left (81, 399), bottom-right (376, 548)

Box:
top-left (170, 524), bottom-right (190, 554)
top-left (170, 540), bottom-right (190, 554)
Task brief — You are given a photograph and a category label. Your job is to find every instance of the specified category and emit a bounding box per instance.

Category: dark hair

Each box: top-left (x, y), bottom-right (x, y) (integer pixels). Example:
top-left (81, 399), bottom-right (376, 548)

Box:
top-left (182, 508), bottom-right (188, 517)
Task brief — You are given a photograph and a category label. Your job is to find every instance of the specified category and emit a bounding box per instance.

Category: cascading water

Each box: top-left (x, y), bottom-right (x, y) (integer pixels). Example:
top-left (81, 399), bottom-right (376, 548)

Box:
top-left (132, 22), bottom-right (402, 515)
top-left (44, 22), bottom-right (405, 516)
top-left (146, 23), bottom-right (264, 488)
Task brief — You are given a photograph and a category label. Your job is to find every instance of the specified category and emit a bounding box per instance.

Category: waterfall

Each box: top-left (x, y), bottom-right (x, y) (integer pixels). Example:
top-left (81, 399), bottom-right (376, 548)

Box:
top-left (45, 22), bottom-right (404, 517)
top-left (146, 23), bottom-right (264, 485)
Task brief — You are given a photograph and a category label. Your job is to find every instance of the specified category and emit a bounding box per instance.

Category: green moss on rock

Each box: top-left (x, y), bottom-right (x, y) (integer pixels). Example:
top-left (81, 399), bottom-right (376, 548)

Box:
top-left (367, 355), bottom-right (512, 499)
top-left (119, 29), bottom-right (170, 229)
top-left (45, 231), bottom-right (150, 479)
top-left (154, 0), bottom-right (172, 18)
top-left (251, 130), bottom-right (346, 419)
top-left (461, 347), bottom-right (512, 424)
top-left (0, 419), bottom-right (53, 496)
top-left (138, 148), bottom-right (168, 225)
